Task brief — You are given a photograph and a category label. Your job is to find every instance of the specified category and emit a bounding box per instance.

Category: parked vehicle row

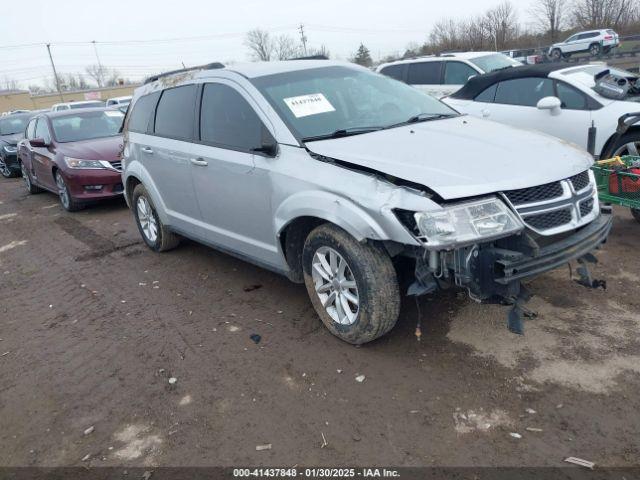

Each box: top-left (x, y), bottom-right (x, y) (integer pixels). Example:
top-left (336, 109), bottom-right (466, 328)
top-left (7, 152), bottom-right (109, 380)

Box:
top-left (2, 59), bottom-right (615, 345)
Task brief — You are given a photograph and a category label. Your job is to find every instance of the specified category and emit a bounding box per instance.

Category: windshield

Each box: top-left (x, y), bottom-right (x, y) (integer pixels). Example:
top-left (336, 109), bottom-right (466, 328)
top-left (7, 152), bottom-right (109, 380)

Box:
top-left (470, 54), bottom-right (521, 73)
top-left (251, 66), bottom-right (457, 141)
top-left (0, 115), bottom-right (30, 135)
top-left (51, 110), bottom-right (124, 142)
top-left (70, 101), bottom-right (104, 109)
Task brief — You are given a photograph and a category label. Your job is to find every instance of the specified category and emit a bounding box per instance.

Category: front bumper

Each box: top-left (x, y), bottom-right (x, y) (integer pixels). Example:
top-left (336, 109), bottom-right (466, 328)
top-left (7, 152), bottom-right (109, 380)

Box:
top-left (493, 212), bottom-right (612, 285)
top-left (3, 153), bottom-right (20, 170)
top-left (64, 169), bottom-right (124, 201)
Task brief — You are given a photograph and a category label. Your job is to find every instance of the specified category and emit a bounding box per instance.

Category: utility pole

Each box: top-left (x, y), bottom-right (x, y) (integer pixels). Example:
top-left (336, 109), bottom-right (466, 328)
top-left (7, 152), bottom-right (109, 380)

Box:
top-left (298, 24), bottom-right (308, 55)
top-left (46, 43), bottom-right (64, 102)
top-left (91, 40), bottom-right (104, 87)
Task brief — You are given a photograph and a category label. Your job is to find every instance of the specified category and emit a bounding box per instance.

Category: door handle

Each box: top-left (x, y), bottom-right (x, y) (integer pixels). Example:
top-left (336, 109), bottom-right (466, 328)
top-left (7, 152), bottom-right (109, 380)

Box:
top-left (481, 109), bottom-right (491, 118)
top-left (142, 147), bottom-right (153, 154)
top-left (190, 158), bottom-right (208, 167)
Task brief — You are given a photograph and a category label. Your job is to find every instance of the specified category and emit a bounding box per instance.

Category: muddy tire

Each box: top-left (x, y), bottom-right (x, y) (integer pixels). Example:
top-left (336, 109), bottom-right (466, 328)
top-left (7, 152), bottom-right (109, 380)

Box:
top-left (302, 223), bottom-right (400, 345)
top-left (632, 208), bottom-right (640, 223)
top-left (0, 155), bottom-right (15, 178)
top-left (589, 43), bottom-right (601, 56)
top-left (132, 184), bottom-right (180, 252)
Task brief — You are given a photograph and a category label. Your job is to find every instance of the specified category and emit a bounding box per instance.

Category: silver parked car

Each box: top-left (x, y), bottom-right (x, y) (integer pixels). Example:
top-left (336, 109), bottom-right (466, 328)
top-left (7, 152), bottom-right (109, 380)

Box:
top-left (122, 60), bottom-right (611, 344)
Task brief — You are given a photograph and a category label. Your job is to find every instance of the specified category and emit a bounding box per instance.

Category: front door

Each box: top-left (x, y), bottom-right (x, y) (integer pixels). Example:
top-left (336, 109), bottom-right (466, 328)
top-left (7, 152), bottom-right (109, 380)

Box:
top-left (189, 81), bottom-right (280, 267)
top-left (31, 118), bottom-right (56, 190)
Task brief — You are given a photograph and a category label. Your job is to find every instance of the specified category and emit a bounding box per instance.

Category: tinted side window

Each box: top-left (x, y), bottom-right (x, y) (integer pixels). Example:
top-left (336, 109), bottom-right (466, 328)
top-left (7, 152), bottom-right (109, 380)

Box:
top-left (556, 81), bottom-right (587, 110)
top-left (494, 78), bottom-right (554, 107)
top-left (475, 84), bottom-right (498, 103)
top-left (380, 65), bottom-right (405, 81)
top-left (444, 62), bottom-right (477, 85)
top-left (407, 62), bottom-right (442, 85)
top-left (128, 92), bottom-right (160, 133)
top-left (34, 118), bottom-right (51, 142)
top-left (200, 83), bottom-right (263, 151)
top-left (154, 85), bottom-right (196, 140)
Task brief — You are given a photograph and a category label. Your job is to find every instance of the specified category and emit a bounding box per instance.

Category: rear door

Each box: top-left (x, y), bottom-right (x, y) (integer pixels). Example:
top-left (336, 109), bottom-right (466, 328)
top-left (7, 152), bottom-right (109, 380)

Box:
top-left (136, 86), bottom-right (201, 230)
top-left (31, 118), bottom-right (56, 189)
top-left (442, 61), bottom-right (479, 95)
top-left (189, 80), bottom-right (280, 267)
top-left (19, 118), bottom-right (37, 177)
top-left (406, 61), bottom-right (449, 98)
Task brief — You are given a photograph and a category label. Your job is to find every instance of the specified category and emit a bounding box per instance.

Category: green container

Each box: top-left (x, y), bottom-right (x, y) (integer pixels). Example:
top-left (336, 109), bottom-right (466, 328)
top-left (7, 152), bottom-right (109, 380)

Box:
top-left (592, 155), bottom-right (640, 210)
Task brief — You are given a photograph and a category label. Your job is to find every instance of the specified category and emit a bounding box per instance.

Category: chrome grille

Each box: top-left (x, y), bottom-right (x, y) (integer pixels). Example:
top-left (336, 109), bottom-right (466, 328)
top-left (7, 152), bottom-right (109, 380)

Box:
top-left (502, 170), bottom-right (597, 236)
top-left (503, 181), bottom-right (563, 206)
top-left (526, 208), bottom-right (572, 230)
top-left (580, 198), bottom-right (594, 217)
top-left (570, 171), bottom-right (590, 191)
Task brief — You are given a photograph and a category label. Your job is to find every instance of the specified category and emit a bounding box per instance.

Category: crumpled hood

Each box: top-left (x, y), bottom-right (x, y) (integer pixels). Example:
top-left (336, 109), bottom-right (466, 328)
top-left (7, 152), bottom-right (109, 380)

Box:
top-left (306, 116), bottom-right (593, 200)
top-left (58, 135), bottom-right (123, 162)
top-left (0, 133), bottom-right (23, 146)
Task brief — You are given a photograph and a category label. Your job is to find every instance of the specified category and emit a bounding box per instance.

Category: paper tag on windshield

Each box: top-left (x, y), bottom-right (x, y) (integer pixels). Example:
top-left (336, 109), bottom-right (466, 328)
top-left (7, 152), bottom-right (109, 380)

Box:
top-left (283, 93), bottom-right (335, 118)
top-left (105, 110), bottom-right (124, 117)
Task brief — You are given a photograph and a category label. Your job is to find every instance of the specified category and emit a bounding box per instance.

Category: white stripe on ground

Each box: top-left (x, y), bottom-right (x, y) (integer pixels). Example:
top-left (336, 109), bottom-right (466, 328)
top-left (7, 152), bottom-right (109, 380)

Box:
top-left (0, 240), bottom-right (27, 254)
top-left (0, 213), bottom-right (17, 221)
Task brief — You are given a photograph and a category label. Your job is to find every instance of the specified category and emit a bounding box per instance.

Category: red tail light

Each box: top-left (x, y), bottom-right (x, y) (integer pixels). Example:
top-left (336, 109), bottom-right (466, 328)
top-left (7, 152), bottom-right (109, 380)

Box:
top-left (604, 35), bottom-right (613, 40)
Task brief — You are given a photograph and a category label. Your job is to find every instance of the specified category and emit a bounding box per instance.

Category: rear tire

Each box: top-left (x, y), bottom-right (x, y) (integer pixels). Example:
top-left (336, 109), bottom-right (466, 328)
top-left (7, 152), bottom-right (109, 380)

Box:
top-left (589, 43), bottom-right (602, 56)
top-left (632, 208), bottom-right (640, 223)
top-left (550, 49), bottom-right (562, 61)
top-left (603, 46), bottom-right (612, 54)
top-left (132, 184), bottom-right (180, 252)
top-left (302, 223), bottom-right (400, 345)
top-left (21, 162), bottom-right (42, 194)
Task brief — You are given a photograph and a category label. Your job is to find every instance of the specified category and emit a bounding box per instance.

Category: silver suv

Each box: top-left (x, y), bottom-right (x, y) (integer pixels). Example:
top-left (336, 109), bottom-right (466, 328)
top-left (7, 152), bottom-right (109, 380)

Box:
top-left (122, 60), bottom-right (611, 344)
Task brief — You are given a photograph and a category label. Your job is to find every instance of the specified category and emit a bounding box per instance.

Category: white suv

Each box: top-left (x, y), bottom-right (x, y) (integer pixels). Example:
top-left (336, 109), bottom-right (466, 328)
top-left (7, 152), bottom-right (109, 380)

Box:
top-left (548, 29), bottom-right (620, 60)
top-left (376, 52), bottom-right (521, 98)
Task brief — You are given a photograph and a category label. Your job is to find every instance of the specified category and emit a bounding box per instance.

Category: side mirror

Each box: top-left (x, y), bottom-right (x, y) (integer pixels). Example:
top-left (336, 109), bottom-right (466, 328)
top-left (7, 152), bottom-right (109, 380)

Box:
top-left (251, 127), bottom-right (278, 157)
top-left (536, 96), bottom-right (562, 115)
top-left (29, 138), bottom-right (48, 148)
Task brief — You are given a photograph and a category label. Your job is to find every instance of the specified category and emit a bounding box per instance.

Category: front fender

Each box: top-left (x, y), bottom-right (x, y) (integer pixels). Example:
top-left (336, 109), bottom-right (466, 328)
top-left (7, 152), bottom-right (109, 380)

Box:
top-left (274, 190), bottom-right (390, 242)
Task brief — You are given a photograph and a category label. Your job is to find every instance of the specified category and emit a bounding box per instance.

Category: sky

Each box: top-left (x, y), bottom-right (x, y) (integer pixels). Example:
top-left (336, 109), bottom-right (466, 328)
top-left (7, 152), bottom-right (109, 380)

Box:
top-left (0, 0), bottom-right (537, 89)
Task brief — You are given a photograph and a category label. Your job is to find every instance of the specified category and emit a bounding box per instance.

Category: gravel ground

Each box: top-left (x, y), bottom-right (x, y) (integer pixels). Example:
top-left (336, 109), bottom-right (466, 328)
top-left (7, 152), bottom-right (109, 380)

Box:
top-left (0, 177), bottom-right (639, 468)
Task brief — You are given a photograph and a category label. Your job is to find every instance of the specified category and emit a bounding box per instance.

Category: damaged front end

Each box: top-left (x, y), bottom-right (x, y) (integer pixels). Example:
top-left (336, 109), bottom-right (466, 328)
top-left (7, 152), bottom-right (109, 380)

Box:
top-left (395, 173), bottom-right (613, 335)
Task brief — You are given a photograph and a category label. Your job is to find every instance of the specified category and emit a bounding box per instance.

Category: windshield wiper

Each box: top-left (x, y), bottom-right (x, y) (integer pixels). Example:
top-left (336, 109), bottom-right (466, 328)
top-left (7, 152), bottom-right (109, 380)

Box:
top-left (387, 113), bottom-right (458, 129)
top-left (301, 126), bottom-right (384, 143)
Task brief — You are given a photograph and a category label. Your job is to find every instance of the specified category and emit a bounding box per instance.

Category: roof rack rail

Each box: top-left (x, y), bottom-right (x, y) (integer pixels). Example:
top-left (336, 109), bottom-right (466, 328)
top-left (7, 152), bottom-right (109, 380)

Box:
top-left (289, 55), bottom-right (329, 60)
top-left (144, 62), bottom-right (225, 84)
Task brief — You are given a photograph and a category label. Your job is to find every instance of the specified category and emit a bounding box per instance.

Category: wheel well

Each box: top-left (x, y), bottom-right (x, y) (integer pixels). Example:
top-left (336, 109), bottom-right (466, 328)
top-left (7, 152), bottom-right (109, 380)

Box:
top-left (600, 126), bottom-right (640, 158)
top-left (125, 176), bottom-right (142, 205)
top-left (279, 216), bottom-right (327, 283)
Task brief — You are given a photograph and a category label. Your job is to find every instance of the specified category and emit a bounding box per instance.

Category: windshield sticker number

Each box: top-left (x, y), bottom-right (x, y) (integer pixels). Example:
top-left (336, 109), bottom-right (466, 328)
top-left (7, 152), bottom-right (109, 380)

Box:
top-left (283, 93), bottom-right (335, 118)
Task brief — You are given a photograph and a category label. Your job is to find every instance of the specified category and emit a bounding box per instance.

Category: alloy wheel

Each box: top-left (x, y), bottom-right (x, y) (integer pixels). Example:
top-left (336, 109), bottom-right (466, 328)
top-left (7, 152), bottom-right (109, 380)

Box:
top-left (136, 196), bottom-right (158, 243)
top-left (21, 163), bottom-right (31, 190)
top-left (613, 142), bottom-right (640, 157)
top-left (0, 157), bottom-right (11, 178)
top-left (311, 246), bottom-right (359, 326)
top-left (55, 173), bottom-right (70, 209)
top-left (590, 44), bottom-right (601, 56)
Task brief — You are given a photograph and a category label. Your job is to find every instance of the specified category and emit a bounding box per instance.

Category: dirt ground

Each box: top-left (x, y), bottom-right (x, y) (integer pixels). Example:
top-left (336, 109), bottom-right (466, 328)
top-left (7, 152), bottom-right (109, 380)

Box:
top-left (0, 176), bottom-right (639, 468)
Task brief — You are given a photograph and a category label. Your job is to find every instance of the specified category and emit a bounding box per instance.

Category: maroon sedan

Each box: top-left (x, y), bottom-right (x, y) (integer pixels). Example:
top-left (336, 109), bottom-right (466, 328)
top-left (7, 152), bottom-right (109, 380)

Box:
top-left (18, 108), bottom-right (125, 211)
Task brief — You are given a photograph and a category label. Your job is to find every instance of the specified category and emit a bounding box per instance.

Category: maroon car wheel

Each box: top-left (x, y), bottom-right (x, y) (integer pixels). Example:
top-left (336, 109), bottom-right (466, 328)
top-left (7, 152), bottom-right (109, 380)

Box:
top-left (55, 171), bottom-right (83, 212)
top-left (21, 162), bottom-right (42, 194)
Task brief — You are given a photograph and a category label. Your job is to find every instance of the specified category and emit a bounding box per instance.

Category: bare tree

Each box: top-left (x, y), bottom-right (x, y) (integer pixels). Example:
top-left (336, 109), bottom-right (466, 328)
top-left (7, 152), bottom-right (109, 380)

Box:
top-left (274, 34), bottom-right (301, 60)
top-left (530, 0), bottom-right (566, 41)
top-left (245, 29), bottom-right (273, 61)
top-left (429, 18), bottom-right (461, 51)
top-left (485, 1), bottom-right (519, 51)
top-left (307, 44), bottom-right (330, 58)
top-left (85, 64), bottom-right (107, 87)
top-left (572, 0), bottom-right (638, 30)
top-left (2, 77), bottom-right (20, 91)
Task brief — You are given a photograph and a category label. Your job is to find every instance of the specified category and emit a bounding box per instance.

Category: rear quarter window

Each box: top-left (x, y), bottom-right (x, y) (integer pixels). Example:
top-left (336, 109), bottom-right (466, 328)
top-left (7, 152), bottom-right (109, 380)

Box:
top-left (379, 64), bottom-right (405, 81)
top-left (127, 92), bottom-right (160, 134)
top-left (407, 62), bottom-right (442, 85)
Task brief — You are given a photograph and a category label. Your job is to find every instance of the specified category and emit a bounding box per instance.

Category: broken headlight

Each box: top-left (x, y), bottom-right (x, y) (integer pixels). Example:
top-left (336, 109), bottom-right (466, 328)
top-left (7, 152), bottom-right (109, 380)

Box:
top-left (414, 197), bottom-right (523, 249)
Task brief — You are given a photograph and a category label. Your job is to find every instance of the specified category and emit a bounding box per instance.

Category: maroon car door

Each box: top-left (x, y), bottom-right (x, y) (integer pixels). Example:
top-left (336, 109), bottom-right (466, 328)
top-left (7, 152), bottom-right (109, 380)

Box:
top-left (32, 118), bottom-right (56, 190)
top-left (20, 118), bottom-right (38, 178)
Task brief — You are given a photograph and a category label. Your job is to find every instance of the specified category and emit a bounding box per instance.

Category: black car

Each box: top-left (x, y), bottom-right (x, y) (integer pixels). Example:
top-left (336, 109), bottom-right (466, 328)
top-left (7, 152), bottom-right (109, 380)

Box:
top-left (0, 112), bottom-right (36, 178)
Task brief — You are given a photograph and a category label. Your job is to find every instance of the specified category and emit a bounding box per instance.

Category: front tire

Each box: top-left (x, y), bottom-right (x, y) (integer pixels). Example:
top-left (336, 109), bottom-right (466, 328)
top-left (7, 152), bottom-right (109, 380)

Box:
top-left (132, 184), bottom-right (180, 252)
top-left (603, 131), bottom-right (640, 158)
top-left (55, 171), bottom-right (83, 212)
top-left (302, 224), bottom-right (400, 345)
top-left (550, 49), bottom-right (562, 61)
top-left (0, 156), bottom-right (15, 178)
